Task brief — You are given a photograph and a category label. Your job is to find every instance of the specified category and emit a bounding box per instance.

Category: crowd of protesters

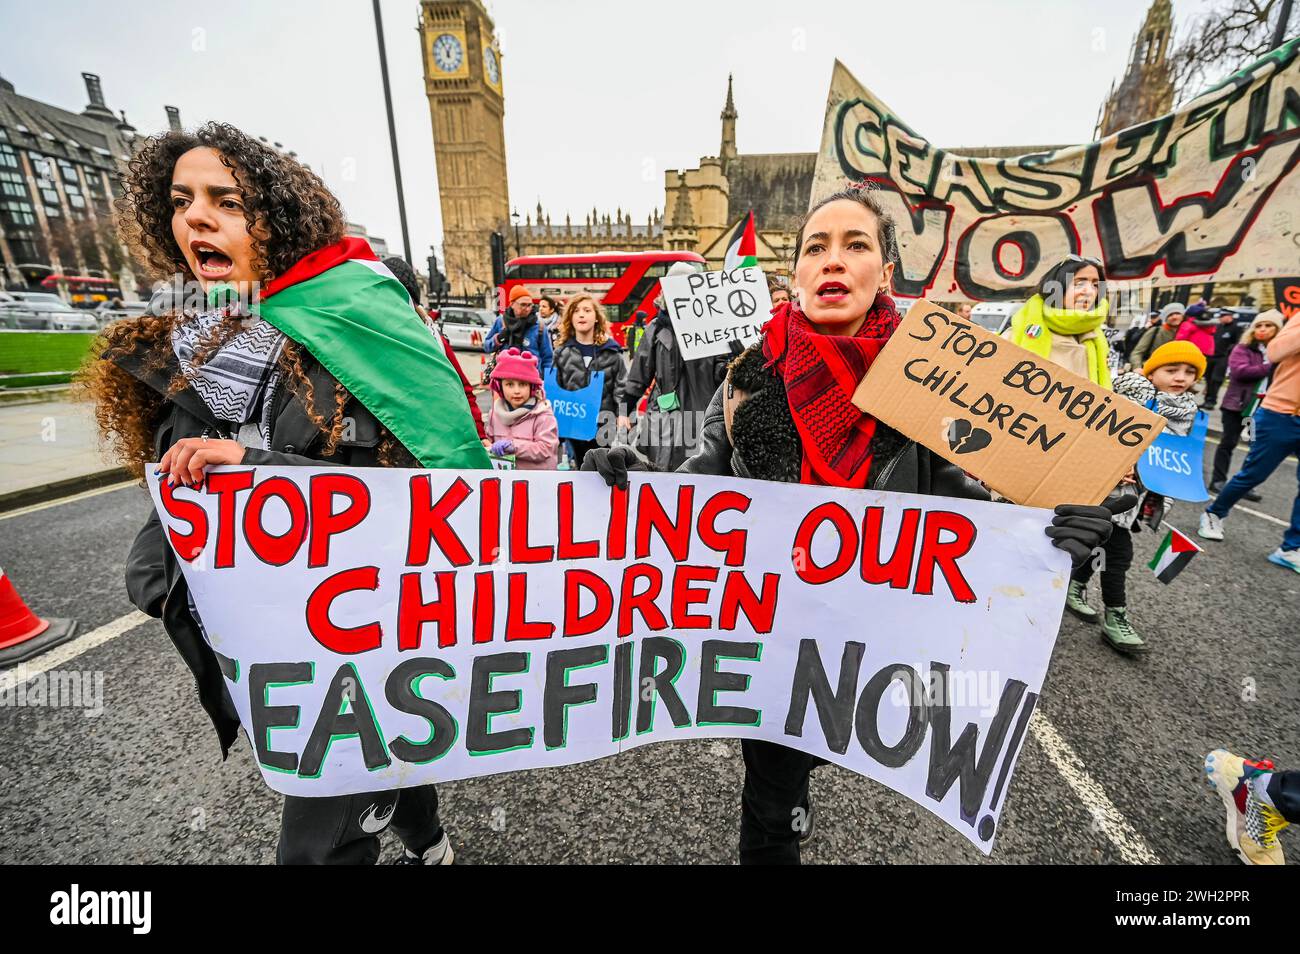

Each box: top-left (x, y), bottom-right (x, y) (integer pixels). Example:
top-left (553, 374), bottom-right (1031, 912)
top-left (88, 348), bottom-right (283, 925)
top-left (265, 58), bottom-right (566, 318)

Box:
top-left (80, 119), bottom-right (1296, 867)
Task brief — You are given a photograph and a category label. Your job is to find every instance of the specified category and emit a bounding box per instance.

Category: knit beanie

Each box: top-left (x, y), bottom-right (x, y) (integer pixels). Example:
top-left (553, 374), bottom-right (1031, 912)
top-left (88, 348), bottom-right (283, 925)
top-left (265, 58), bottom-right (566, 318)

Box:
top-left (1157, 302), bottom-right (1185, 323)
top-left (509, 285), bottom-right (532, 304)
top-left (1143, 340), bottom-right (1207, 379)
top-left (489, 347), bottom-right (544, 393)
top-left (1251, 309), bottom-right (1284, 334)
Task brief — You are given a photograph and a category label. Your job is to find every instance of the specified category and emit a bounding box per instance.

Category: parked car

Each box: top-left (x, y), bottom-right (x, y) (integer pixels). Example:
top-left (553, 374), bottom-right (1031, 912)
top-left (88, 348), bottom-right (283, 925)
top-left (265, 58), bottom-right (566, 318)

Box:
top-left (6, 291), bottom-right (67, 308)
top-left (0, 300), bottom-right (97, 331)
top-left (436, 307), bottom-right (494, 350)
top-left (969, 301), bottom-right (1026, 335)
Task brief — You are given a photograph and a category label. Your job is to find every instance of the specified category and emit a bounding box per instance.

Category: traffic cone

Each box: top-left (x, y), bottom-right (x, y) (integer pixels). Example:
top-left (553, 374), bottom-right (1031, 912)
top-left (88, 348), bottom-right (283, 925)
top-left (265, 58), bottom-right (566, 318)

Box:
top-left (0, 568), bottom-right (77, 668)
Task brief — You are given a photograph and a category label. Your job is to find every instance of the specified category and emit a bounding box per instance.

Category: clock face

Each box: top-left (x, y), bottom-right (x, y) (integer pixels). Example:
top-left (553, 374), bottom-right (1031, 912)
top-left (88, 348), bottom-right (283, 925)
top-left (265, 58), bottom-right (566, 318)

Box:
top-left (433, 33), bottom-right (463, 73)
top-left (485, 47), bottom-right (500, 84)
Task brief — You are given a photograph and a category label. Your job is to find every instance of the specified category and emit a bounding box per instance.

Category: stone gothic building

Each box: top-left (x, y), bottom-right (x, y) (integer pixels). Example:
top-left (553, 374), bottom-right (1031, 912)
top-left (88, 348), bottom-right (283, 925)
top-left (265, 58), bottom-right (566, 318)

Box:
top-left (1095, 0), bottom-right (1176, 138)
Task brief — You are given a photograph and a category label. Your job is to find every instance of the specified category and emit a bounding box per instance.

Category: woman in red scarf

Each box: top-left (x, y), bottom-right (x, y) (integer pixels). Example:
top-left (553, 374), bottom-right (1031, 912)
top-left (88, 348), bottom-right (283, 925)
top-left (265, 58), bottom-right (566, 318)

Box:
top-left (586, 186), bottom-right (1121, 863)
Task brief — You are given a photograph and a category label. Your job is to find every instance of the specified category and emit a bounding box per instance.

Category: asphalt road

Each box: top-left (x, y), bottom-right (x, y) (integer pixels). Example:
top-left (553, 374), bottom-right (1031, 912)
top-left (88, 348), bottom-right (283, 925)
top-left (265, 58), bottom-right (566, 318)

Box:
top-left (0, 436), bottom-right (1296, 865)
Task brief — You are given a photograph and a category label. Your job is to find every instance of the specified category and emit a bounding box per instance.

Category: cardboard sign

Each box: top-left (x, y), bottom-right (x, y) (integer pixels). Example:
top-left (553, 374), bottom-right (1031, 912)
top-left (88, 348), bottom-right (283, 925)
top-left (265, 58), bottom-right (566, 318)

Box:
top-left (659, 266), bottom-right (771, 359)
top-left (150, 466), bottom-right (1071, 854)
top-left (852, 299), bottom-right (1165, 507)
top-left (544, 368), bottom-right (604, 442)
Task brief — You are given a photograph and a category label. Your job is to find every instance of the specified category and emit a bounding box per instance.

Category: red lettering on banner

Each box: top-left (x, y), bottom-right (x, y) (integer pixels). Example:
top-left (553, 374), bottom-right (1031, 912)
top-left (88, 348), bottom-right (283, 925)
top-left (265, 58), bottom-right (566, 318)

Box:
top-left (305, 565), bottom-right (381, 653)
top-left (158, 476), bottom-right (209, 561)
top-left (505, 572), bottom-right (554, 640)
top-left (479, 477), bottom-right (501, 565)
top-left (308, 473), bottom-right (371, 568)
top-left (563, 569), bottom-right (613, 637)
top-left (398, 571), bottom-right (457, 649)
top-left (204, 469), bottom-right (253, 567)
top-left (697, 491), bottom-right (751, 566)
top-left (914, 510), bottom-right (978, 602)
top-left (635, 483), bottom-right (694, 562)
top-left (472, 571), bottom-right (495, 644)
top-left (718, 571), bottom-right (779, 633)
top-left (670, 564), bottom-right (719, 629)
top-left (861, 507), bottom-right (920, 588)
top-left (509, 481), bottom-right (554, 563)
top-left (617, 563), bottom-right (668, 637)
top-left (243, 476), bottom-right (308, 566)
top-left (406, 475), bottom-right (472, 567)
top-left (607, 485), bottom-right (629, 561)
top-left (791, 502), bottom-right (858, 584)
top-left (557, 482), bottom-right (600, 560)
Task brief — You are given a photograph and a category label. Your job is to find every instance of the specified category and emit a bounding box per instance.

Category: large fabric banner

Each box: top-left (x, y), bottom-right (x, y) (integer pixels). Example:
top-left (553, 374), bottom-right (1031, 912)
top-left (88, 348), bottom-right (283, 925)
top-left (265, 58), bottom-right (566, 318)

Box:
top-left (813, 40), bottom-right (1300, 301)
top-left (149, 467), bottom-right (1070, 853)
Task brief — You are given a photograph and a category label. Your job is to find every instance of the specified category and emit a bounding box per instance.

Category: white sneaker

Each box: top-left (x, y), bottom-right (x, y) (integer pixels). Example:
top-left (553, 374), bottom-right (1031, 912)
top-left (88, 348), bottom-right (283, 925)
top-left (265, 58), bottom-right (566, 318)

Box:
top-left (1267, 548), bottom-right (1300, 574)
top-left (392, 831), bottom-right (455, 865)
top-left (1198, 510), bottom-right (1225, 541)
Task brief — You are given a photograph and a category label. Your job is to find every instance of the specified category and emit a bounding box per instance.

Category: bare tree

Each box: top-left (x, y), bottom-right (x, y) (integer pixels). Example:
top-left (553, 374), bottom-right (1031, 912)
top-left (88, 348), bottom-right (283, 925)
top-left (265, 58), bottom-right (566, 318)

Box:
top-left (1170, 0), bottom-right (1298, 102)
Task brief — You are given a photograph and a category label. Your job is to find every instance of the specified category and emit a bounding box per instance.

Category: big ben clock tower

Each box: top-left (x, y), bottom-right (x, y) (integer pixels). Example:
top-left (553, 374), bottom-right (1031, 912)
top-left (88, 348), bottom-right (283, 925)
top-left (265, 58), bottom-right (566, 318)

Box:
top-left (419, 0), bottom-right (508, 297)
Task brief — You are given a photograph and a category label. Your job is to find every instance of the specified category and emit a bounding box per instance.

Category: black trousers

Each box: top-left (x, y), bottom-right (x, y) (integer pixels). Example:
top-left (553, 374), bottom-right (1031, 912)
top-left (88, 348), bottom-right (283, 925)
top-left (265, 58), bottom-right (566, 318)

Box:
top-left (1070, 524), bottom-right (1134, 607)
top-left (1203, 354), bottom-right (1230, 406)
top-left (1270, 771), bottom-right (1300, 823)
top-left (277, 783), bottom-right (442, 865)
top-left (739, 740), bottom-right (822, 864)
top-left (1212, 408), bottom-right (1245, 486)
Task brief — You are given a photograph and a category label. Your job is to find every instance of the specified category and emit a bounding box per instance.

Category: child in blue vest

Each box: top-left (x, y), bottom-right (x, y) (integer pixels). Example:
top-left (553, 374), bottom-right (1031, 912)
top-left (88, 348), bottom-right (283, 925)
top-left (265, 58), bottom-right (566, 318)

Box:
top-left (1066, 340), bottom-right (1204, 655)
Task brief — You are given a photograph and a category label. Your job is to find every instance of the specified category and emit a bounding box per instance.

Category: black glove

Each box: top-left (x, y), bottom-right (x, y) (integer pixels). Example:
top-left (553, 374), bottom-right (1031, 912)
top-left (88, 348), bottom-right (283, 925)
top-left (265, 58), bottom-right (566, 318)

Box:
top-left (1044, 493), bottom-right (1138, 568)
top-left (579, 446), bottom-right (645, 490)
top-left (728, 339), bottom-right (745, 357)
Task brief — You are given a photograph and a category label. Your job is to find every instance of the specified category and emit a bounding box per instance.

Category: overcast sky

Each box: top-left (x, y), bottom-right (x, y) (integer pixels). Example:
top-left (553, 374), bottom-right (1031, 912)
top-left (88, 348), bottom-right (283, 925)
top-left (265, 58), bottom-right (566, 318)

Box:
top-left (1, 0), bottom-right (1222, 266)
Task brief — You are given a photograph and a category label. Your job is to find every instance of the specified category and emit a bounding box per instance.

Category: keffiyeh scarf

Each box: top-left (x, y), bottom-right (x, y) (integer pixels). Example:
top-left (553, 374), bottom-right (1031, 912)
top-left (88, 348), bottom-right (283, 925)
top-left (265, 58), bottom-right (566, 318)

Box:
top-left (171, 309), bottom-right (286, 449)
top-left (760, 295), bottom-right (901, 488)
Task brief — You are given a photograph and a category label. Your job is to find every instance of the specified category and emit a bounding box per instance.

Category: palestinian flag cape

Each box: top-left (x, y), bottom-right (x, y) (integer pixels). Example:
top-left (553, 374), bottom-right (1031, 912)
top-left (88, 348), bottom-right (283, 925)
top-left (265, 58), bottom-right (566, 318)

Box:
top-left (723, 211), bottom-right (757, 271)
top-left (1147, 526), bottom-right (1201, 583)
top-left (259, 237), bottom-right (489, 470)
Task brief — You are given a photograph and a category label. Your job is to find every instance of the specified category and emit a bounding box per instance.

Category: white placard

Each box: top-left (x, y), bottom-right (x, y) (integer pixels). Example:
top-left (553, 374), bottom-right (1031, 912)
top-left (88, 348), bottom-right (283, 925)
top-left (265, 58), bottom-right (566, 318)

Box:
top-left (150, 466), bottom-right (1069, 853)
top-left (659, 266), bottom-right (772, 359)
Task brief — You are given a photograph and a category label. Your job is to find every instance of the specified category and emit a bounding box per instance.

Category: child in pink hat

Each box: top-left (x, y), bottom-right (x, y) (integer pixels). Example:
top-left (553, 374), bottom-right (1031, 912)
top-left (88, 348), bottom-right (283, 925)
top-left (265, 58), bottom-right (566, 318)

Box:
top-left (486, 348), bottom-right (559, 470)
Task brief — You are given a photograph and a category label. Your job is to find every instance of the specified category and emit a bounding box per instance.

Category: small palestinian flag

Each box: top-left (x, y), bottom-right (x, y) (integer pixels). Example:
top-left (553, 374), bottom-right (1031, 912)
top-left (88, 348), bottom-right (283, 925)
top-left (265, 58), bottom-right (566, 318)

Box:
top-left (1147, 526), bottom-right (1202, 583)
top-left (723, 210), bottom-right (757, 271)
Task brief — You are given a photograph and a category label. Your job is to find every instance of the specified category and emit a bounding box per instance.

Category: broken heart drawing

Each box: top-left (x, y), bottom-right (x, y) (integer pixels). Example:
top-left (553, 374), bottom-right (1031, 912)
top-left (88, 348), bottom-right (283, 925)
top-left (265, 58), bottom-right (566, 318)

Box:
top-left (946, 418), bottom-right (992, 455)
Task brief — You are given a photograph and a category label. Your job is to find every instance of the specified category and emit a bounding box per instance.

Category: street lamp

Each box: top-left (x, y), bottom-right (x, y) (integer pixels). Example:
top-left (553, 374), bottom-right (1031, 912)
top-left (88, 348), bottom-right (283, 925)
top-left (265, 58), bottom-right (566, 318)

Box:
top-left (511, 207), bottom-right (522, 257)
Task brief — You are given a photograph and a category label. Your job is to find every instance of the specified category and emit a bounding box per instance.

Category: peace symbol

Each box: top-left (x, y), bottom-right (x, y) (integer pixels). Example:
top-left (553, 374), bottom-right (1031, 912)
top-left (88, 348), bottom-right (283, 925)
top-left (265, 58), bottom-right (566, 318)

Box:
top-left (728, 289), bottom-right (757, 317)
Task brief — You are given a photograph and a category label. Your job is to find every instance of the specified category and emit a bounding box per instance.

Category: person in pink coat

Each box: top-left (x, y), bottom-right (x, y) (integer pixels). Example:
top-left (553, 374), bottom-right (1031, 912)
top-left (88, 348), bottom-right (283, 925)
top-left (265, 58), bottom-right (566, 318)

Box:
top-left (486, 347), bottom-right (559, 470)
top-left (1175, 301), bottom-right (1217, 357)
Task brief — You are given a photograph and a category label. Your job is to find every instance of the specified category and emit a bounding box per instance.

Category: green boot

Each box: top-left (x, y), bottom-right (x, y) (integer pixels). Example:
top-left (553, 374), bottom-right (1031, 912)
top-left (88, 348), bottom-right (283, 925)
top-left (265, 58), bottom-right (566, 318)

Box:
top-left (1064, 580), bottom-right (1098, 623)
top-left (1101, 606), bottom-right (1148, 655)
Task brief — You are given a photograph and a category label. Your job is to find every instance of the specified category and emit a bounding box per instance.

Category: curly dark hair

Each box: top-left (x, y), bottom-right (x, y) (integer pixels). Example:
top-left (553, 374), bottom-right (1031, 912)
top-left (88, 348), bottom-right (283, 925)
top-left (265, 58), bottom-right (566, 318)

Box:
top-left (117, 121), bottom-right (344, 283)
top-left (79, 122), bottom-right (413, 475)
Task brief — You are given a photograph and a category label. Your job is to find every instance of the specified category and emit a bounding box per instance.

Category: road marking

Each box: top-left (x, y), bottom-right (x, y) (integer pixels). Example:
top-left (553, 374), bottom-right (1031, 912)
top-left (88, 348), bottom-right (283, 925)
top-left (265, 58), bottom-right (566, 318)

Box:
top-left (1029, 712), bottom-right (1161, 865)
top-left (1236, 505), bottom-right (1288, 528)
top-left (0, 480), bottom-right (136, 521)
top-left (0, 610), bottom-right (150, 693)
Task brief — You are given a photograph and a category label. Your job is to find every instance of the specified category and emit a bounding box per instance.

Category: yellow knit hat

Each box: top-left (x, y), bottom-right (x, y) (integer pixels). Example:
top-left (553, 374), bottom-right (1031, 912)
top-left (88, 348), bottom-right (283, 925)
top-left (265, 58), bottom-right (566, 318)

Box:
top-left (1143, 340), bottom-right (1207, 380)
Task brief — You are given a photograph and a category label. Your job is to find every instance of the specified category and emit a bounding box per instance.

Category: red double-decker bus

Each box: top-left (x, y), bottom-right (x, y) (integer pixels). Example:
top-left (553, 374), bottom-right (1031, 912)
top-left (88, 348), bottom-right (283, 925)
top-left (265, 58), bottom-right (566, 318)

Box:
top-left (503, 250), bottom-right (705, 344)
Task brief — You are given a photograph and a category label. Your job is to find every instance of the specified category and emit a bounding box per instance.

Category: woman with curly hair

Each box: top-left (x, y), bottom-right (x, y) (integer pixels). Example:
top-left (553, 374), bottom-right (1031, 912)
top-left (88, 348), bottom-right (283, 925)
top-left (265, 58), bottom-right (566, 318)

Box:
top-left (81, 122), bottom-right (487, 865)
top-left (550, 293), bottom-right (626, 467)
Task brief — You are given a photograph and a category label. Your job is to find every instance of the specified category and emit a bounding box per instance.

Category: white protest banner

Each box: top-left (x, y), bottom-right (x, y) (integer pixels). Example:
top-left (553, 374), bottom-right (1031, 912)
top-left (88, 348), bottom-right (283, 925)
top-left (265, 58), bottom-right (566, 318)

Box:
top-left (659, 266), bottom-right (772, 359)
top-left (814, 39), bottom-right (1300, 299)
top-left (149, 467), bottom-right (1069, 853)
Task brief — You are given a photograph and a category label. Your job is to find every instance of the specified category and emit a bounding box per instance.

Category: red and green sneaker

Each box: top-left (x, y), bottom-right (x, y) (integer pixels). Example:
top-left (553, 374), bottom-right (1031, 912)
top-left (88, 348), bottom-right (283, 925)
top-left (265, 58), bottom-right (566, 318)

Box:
top-left (1204, 749), bottom-right (1288, 865)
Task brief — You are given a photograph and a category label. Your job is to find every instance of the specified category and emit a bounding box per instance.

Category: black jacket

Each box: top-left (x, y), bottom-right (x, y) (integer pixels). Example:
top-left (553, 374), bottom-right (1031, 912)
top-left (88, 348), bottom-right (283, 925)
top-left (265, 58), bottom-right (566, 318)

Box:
top-left (679, 343), bottom-right (991, 501)
top-left (551, 337), bottom-right (626, 415)
top-left (119, 342), bottom-right (412, 757)
top-left (620, 316), bottom-right (728, 417)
